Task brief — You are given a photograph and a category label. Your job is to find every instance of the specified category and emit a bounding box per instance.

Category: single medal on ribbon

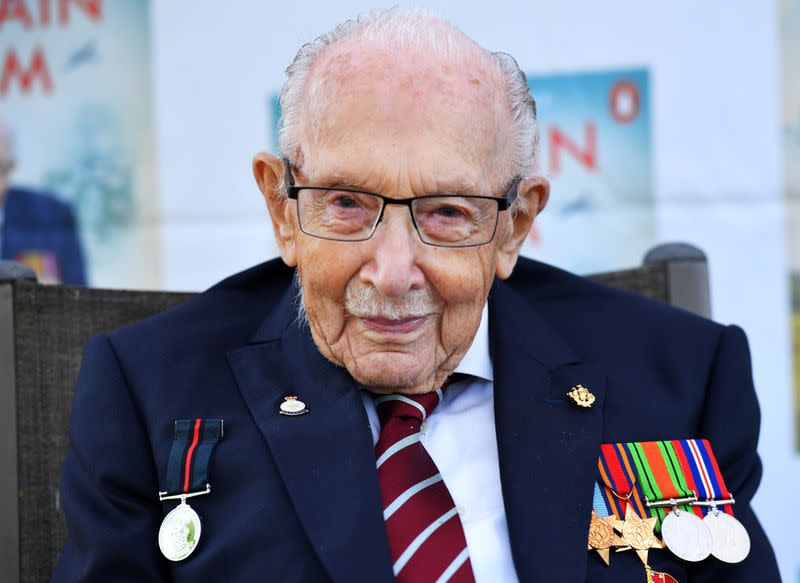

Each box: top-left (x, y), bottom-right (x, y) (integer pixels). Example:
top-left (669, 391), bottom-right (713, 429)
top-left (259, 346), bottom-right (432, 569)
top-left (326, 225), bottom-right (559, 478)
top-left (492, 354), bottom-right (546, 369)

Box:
top-left (627, 440), bottom-right (713, 563)
top-left (158, 418), bottom-right (224, 562)
top-left (593, 443), bottom-right (662, 566)
top-left (671, 439), bottom-right (750, 563)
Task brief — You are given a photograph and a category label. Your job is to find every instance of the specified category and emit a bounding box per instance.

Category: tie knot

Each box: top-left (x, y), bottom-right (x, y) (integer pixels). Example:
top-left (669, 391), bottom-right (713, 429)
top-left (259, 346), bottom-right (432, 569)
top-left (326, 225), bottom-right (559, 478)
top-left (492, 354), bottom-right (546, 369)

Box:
top-left (372, 374), bottom-right (468, 428)
top-left (374, 389), bottom-right (443, 426)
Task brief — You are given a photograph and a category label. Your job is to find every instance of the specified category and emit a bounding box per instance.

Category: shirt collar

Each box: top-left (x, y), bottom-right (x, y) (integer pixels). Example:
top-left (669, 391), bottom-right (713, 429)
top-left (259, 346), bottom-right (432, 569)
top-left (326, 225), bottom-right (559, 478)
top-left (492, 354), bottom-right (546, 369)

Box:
top-left (453, 303), bottom-right (493, 382)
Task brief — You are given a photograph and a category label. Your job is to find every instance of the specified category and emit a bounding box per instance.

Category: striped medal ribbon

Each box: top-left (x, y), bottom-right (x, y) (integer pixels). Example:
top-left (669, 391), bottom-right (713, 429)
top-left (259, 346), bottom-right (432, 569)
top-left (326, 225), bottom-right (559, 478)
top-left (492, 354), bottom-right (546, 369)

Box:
top-left (158, 418), bottom-right (224, 562)
top-left (592, 443), bottom-right (662, 567)
top-left (373, 386), bottom-right (475, 582)
top-left (671, 439), bottom-right (750, 563)
top-left (596, 442), bottom-right (654, 521)
top-left (626, 441), bottom-right (712, 562)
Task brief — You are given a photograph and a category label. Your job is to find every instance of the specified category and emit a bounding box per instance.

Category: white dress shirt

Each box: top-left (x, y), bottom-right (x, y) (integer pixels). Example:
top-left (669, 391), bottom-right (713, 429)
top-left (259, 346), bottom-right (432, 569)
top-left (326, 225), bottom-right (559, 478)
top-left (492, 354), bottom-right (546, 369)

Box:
top-left (361, 305), bottom-right (519, 582)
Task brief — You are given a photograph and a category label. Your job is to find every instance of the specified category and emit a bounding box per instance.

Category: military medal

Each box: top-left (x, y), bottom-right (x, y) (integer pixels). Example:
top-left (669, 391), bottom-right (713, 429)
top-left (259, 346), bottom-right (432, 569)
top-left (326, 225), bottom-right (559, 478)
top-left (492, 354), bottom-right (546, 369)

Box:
top-left (657, 504), bottom-right (712, 562)
top-left (587, 510), bottom-right (624, 565)
top-left (157, 419), bottom-right (224, 562)
top-left (673, 439), bottom-right (750, 563)
top-left (158, 495), bottom-right (203, 561)
top-left (615, 504), bottom-right (664, 565)
top-left (625, 441), bottom-right (714, 562)
top-left (590, 439), bottom-right (747, 570)
top-left (701, 507), bottom-right (750, 563)
top-left (593, 444), bottom-right (661, 566)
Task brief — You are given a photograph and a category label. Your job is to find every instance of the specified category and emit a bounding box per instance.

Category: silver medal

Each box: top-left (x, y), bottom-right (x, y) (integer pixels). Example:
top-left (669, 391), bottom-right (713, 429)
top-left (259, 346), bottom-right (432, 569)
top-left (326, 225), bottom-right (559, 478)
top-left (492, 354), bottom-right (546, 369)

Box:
top-left (158, 500), bottom-right (202, 561)
top-left (661, 508), bottom-right (713, 562)
top-left (704, 510), bottom-right (750, 563)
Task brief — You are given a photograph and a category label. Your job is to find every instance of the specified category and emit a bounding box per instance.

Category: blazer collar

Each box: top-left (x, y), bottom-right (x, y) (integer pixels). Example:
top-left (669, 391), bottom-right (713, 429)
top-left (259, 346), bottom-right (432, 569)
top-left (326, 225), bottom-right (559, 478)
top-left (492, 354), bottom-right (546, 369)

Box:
top-left (227, 285), bottom-right (394, 583)
top-left (489, 277), bottom-right (606, 582)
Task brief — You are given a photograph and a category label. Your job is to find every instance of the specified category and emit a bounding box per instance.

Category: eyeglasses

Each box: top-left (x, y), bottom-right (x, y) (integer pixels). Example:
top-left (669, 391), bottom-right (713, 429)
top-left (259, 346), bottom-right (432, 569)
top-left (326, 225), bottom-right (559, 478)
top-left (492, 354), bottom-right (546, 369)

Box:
top-left (282, 159), bottom-right (520, 247)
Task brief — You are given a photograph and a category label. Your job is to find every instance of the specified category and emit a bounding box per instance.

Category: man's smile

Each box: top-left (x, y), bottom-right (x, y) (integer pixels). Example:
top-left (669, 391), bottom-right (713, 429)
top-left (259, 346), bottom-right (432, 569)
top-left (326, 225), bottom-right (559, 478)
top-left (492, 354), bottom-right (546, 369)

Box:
top-left (360, 314), bottom-right (430, 335)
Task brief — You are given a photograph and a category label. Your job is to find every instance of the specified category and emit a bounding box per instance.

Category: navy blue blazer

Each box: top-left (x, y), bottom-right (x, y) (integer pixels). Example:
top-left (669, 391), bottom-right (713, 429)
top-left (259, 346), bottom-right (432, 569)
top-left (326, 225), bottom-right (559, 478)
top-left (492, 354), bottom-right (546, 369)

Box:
top-left (53, 258), bottom-right (779, 582)
top-left (2, 187), bottom-right (87, 285)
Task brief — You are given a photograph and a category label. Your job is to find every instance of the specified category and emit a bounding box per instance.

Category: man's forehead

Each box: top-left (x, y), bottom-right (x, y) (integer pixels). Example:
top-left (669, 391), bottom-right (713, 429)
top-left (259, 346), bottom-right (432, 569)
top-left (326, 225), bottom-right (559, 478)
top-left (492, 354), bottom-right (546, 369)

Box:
top-left (298, 39), bottom-right (514, 188)
top-left (302, 156), bottom-right (486, 194)
top-left (308, 39), bottom-right (502, 102)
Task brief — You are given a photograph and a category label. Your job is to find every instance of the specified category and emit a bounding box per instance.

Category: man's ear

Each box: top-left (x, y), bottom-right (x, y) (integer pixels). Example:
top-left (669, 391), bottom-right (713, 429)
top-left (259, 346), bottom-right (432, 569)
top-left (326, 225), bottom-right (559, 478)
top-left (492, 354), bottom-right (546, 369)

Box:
top-left (494, 176), bottom-right (550, 279)
top-left (253, 152), bottom-right (298, 267)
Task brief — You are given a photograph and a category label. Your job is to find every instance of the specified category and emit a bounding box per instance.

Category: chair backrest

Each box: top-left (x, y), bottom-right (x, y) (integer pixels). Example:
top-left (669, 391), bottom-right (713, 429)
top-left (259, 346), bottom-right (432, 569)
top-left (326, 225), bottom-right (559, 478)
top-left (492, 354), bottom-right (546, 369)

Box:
top-left (0, 242), bottom-right (710, 583)
top-left (0, 275), bottom-right (193, 583)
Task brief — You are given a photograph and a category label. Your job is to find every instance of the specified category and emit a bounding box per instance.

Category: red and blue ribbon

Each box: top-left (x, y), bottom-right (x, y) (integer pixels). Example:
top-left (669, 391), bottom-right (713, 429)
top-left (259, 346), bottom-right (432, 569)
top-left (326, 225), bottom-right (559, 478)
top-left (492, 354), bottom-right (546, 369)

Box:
top-left (671, 438), bottom-right (734, 517)
top-left (164, 418), bottom-right (223, 496)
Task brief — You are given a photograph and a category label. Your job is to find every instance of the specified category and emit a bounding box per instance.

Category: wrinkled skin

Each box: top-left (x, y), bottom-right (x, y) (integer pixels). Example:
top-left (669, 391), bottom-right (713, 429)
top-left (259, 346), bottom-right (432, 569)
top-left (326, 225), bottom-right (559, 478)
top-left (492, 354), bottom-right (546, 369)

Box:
top-left (254, 41), bottom-right (549, 394)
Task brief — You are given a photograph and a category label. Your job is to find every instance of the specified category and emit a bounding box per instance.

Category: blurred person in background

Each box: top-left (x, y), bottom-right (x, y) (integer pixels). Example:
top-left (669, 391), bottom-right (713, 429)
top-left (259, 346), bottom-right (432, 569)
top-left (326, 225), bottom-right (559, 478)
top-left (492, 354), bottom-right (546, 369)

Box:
top-left (0, 119), bottom-right (86, 285)
top-left (54, 9), bottom-right (778, 583)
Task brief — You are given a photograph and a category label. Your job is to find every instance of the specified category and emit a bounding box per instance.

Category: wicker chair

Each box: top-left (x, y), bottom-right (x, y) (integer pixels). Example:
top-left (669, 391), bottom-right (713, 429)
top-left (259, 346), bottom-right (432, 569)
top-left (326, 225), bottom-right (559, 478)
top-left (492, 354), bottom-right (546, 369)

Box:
top-left (0, 243), bottom-right (710, 583)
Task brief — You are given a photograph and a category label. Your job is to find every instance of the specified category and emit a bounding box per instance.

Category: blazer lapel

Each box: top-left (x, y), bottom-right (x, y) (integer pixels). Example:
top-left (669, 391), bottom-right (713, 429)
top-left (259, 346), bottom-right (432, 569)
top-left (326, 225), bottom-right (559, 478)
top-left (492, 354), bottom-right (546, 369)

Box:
top-left (490, 279), bottom-right (606, 583)
top-left (227, 290), bottom-right (394, 583)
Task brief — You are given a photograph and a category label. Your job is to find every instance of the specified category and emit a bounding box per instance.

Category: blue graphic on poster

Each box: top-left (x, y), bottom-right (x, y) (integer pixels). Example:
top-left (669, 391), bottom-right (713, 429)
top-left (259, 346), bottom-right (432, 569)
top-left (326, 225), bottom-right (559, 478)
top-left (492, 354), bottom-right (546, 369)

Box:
top-left (0, 0), bottom-right (159, 288)
top-left (267, 68), bottom-right (652, 276)
top-left (524, 69), bottom-right (653, 274)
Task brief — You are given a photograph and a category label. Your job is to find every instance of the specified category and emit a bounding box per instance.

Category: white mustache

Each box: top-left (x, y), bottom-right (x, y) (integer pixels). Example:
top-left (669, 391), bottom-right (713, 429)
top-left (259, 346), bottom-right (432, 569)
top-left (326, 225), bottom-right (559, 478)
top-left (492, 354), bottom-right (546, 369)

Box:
top-left (345, 283), bottom-right (439, 320)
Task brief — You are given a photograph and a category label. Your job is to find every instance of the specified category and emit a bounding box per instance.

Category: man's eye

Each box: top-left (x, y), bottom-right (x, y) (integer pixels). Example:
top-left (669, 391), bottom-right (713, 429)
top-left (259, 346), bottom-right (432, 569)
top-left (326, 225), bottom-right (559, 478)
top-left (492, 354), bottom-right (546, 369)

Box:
top-left (434, 205), bottom-right (467, 218)
top-left (330, 194), bottom-right (359, 208)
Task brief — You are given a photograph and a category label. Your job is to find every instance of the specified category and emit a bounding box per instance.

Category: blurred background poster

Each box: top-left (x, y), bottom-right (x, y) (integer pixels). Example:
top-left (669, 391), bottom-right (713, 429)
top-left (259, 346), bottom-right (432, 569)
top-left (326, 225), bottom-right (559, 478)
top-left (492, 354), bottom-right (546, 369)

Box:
top-left (0, 0), bottom-right (159, 288)
top-left (782, 0), bottom-right (800, 451)
top-left (522, 69), bottom-right (652, 273)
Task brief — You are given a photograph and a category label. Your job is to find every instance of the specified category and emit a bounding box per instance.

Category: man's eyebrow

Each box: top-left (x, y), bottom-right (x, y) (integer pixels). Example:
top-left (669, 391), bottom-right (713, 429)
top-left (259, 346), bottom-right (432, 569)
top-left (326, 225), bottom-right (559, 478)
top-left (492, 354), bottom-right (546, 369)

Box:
top-left (316, 173), bottom-right (370, 189)
top-left (314, 174), bottom-right (482, 195)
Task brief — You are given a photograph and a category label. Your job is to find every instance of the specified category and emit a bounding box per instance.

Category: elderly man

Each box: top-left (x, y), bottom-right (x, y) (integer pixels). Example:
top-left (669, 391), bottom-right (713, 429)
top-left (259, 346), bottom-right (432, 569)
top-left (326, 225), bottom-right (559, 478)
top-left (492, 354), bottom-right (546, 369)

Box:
top-left (0, 120), bottom-right (86, 285)
top-left (54, 9), bottom-right (778, 583)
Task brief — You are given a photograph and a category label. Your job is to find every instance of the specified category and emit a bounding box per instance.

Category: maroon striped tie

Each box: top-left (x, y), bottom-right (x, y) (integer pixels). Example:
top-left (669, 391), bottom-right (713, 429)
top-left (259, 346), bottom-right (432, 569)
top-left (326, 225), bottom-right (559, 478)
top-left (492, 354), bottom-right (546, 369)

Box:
top-left (374, 387), bottom-right (475, 582)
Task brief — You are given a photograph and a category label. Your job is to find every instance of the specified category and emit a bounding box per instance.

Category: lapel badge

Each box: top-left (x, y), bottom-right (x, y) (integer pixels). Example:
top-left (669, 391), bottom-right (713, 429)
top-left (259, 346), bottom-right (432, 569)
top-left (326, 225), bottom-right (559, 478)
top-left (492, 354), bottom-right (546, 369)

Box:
top-left (567, 384), bottom-right (595, 408)
top-left (279, 395), bottom-right (308, 416)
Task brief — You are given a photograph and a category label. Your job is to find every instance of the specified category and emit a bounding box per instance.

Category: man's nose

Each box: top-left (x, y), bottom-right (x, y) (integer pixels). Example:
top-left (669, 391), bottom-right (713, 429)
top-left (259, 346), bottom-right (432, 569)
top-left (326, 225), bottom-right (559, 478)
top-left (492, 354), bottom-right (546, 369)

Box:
top-left (359, 206), bottom-right (426, 297)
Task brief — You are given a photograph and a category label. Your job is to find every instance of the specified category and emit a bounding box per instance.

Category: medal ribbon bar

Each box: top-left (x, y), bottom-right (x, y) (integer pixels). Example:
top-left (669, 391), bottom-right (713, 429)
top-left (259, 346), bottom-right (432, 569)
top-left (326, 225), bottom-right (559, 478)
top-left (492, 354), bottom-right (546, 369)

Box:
top-left (595, 443), bottom-right (653, 521)
top-left (161, 418), bottom-right (224, 498)
top-left (627, 441), bottom-right (696, 532)
top-left (671, 439), bottom-right (735, 517)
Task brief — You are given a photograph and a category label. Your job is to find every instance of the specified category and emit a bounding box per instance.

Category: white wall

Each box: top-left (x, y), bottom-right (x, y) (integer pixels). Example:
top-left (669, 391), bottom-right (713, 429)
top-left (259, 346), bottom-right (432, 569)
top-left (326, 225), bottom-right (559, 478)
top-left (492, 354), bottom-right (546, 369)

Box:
top-left (151, 1), bottom-right (796, 579)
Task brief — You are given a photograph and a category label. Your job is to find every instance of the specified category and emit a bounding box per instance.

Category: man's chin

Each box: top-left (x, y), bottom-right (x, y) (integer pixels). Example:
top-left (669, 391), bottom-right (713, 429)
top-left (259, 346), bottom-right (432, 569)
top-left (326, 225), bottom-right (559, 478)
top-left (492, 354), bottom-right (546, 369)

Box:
top-left (346, 352), bottom-right (438, 395)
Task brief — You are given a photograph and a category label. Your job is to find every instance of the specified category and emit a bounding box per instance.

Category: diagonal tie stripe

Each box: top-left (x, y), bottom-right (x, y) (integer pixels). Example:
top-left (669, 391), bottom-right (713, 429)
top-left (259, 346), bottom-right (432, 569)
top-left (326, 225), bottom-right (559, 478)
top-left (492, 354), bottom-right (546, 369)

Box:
top-left (373, 383), bottom-right (475, 583)
top-left (384, 474), bottom-right (444, 520)
top-left (377, 433), bottom-right (422, 469)
top-left (435, 547), bottom-right (471, 583)
top-left (393, 507), bottom-right (458, 574)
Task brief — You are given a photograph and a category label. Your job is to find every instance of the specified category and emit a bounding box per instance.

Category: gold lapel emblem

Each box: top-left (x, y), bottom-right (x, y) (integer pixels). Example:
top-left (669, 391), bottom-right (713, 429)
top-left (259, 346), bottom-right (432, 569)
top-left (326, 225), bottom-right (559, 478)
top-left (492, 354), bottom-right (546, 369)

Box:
top-left (567, 384), bottom-right (595, 408)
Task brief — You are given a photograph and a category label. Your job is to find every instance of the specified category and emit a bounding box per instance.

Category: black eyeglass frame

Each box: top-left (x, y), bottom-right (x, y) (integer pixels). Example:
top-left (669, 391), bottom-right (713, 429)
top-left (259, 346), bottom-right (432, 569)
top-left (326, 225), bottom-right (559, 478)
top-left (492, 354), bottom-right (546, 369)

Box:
top-left (282, 159), bottom-right (521, 247)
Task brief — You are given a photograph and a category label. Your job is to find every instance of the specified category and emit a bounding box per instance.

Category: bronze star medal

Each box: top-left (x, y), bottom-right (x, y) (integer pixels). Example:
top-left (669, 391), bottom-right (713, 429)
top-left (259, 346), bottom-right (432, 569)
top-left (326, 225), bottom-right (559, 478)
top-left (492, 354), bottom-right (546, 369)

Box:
top-left (615, 505), bottom-right (663, 565)
top-left (587, 511), bottom-right (624, 565)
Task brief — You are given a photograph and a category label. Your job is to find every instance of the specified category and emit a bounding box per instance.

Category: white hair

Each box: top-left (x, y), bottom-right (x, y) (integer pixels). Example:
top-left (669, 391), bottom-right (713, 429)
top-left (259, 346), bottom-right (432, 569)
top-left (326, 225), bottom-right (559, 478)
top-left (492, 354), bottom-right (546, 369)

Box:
top-left (277, 8), bottom-right (538, 207)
